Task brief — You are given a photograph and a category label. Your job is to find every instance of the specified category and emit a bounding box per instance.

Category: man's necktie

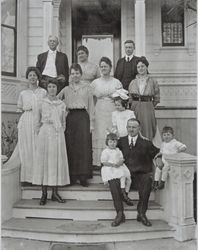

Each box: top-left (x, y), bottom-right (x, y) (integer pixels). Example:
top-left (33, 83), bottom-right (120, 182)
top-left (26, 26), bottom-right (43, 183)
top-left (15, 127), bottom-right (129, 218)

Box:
top-left (127, 57), bottom-right (130, 62)
top-left (130, 138), bottom-right (134, 149)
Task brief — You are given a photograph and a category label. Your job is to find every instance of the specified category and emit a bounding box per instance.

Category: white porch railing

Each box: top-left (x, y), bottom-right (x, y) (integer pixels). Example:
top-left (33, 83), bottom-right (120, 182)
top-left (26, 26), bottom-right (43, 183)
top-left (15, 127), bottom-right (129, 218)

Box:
top-left (155, 152), bottom-right (197, 241)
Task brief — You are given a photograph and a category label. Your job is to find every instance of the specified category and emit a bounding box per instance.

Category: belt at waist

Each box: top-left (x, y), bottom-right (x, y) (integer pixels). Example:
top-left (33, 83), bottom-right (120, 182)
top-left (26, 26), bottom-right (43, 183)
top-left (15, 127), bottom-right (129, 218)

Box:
top-left (132, 95), bottom-right (153, 102)
top-left (68, 108), bottom-right (86, 112)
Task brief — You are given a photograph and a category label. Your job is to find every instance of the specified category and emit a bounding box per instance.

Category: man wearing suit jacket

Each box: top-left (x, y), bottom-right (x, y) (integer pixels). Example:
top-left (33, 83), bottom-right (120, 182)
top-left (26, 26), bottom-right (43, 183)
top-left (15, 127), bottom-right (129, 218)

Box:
top-left (114, 40), bottom-right (139, 90)
top-left (36, 35), bottom-right (69, 93)
top-left (109, 118), bottom-right (163, 227)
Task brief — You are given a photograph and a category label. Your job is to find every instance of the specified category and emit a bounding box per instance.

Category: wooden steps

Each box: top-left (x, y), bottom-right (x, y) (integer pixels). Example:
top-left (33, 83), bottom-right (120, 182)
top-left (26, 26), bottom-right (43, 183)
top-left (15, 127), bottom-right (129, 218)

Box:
top-left (12, 199), bottom-right (163, 221)
top-left (2, 171), bottom-right (174, 243)
top-left (2, 218), bottom-right (174, 243)
top-left (21, 183), bottom-right (155, 201)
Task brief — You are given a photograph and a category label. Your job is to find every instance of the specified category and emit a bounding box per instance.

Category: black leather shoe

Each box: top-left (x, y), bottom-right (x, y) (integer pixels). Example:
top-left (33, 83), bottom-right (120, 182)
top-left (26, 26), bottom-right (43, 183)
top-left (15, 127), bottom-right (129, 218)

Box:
top-left (152, 181), bottom-right (159, 191)
top-left (40, 194), bottom-right (47, 206)
top-left (51, 193), bottom-right (65, 203)
top-left (121, 189), bottom-right (134, 206)
top-left (137, 214), bottom-right (152, 226)
top-left (111, 211), bottom-right (125, 227)
top-left (158, 181), bottom-right (165, 190)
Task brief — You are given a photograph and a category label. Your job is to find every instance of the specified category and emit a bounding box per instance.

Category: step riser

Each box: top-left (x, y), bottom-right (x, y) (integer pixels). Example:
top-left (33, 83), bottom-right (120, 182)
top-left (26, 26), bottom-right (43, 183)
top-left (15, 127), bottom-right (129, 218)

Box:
top-left (2, 230), bottom-right (174, 243)
top-left (22, 190), bottom-right (155, 201)
top-left (12, 208), bottom-right (163, 221)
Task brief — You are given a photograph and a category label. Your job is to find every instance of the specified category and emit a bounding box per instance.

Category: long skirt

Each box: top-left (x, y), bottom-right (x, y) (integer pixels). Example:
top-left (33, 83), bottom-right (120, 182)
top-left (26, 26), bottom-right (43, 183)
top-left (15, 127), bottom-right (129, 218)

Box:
top-left (18, 110), bottom-right (36, 183)
top-left (65, 109), bottom-right (92, 180)
top-left (92, 98), bottom-right (115, 166)
top-left (33, 124), bottom-right (70, 186)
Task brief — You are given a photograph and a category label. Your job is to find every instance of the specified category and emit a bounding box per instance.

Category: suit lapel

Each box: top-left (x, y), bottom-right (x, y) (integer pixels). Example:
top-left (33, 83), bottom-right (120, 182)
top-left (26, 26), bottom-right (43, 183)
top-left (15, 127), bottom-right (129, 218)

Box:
top-left (43, 51), bottom-right (48, 70)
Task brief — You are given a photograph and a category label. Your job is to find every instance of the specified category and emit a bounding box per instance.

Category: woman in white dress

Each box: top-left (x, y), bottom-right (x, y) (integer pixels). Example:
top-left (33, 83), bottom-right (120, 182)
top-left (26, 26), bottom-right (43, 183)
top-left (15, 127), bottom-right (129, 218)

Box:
top-left (77, 45), bottom-right (100, 84)
top-left (4, 67), bottom-right (46, 183)
top-left (91, 57), bottom-right (123, 167)
top-left (33, 79), bottom-right (70, 205)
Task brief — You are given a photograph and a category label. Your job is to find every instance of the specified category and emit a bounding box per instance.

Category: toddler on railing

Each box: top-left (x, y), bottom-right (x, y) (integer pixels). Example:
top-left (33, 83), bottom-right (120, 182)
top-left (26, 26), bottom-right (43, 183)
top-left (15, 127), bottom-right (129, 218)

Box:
top-left (153, 126), bottom-right (187, 190)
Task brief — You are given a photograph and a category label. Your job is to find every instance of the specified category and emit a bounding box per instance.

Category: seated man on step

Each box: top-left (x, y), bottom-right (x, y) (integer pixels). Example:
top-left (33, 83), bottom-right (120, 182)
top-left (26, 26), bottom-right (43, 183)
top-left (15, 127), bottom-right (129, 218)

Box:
top-left (116, 118), bottom-right (163, 226)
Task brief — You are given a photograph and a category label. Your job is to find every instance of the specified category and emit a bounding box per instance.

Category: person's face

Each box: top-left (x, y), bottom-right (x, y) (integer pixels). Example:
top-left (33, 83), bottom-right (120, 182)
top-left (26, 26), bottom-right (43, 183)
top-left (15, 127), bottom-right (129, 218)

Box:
top-left (28, 71), bottom-right (38, 86)
top-left (77, 50), bottom-right (88, 63)
top-left (70, 69), bottom-right (82, 83)
top-left (124, 42), bottom-right (134, 56)
top-left (108, 139), bottom-right (117, 149)
top-left (100, 61), bottom-right (111, 76)
top-left (47, 83), bottom-right (57, 96)
top-left (162, 132), bottom-right (173, 143)
top-left (48, 36), bottom-right (58, 51)
top-left (137, 62), bottom-right (147, 75)
top-left (115, 100), bottom-right (125, 112)
top-left (127, 120), bottom-right (140, 137)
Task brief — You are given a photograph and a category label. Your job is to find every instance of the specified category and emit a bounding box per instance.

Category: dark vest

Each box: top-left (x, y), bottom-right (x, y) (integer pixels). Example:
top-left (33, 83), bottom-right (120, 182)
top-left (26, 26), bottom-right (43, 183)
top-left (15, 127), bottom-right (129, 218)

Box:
top-left (121, 60), bottom-right (136, 90)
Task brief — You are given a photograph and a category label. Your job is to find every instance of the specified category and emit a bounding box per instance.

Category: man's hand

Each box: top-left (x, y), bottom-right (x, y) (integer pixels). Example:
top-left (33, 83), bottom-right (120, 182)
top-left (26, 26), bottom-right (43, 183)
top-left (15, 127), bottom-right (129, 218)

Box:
top-left (57, 74), bottom-right (65, 81)
top-left (155, 157), bottom-right (164, 170)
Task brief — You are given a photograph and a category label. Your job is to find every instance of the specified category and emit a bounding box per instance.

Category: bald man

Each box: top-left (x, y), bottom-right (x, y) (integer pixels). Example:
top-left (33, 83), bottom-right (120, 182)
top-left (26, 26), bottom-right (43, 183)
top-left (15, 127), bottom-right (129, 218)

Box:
top-left (36, 35), bottom-right (69, 93)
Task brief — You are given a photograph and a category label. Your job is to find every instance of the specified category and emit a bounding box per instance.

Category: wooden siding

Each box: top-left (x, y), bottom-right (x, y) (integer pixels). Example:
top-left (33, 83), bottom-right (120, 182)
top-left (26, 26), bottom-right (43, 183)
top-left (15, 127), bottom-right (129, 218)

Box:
top-left (27, 0), bottom-right (43, 66)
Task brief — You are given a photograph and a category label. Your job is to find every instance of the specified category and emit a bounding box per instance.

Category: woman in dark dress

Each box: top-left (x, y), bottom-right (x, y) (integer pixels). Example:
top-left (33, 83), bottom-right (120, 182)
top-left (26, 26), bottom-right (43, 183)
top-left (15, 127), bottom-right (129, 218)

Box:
top-left (58, 63), bottom-right (94, 187)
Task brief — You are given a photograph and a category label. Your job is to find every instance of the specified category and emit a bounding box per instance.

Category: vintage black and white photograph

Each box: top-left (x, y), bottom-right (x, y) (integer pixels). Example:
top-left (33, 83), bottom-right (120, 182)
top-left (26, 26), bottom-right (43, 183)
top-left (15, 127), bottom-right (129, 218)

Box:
top-left (1, 0), bottom-right (197, 249)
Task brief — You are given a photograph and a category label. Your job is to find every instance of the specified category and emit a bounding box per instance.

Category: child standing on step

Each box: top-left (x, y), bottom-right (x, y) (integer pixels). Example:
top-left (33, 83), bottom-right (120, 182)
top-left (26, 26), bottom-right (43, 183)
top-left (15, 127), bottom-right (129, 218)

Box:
top-left (111, 89), bottom-right (136, 138)
top-left (101, 133), bottom-right (134, 210)
top-left (153, 126), bottom-right (187, 190)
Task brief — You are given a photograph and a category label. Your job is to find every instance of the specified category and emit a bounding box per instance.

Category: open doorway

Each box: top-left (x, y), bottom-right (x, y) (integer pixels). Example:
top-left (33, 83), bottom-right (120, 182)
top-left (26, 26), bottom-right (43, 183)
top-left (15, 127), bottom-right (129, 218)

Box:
top-left (72, 0), bottom-right (121, 72)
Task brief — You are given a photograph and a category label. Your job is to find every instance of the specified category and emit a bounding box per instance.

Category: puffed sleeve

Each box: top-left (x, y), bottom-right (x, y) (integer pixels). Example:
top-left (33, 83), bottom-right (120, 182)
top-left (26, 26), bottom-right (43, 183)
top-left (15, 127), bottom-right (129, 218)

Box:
top-left (152, 78), bottom-right (160, 107)
top-left (101, 149), bottom-right (109, 163)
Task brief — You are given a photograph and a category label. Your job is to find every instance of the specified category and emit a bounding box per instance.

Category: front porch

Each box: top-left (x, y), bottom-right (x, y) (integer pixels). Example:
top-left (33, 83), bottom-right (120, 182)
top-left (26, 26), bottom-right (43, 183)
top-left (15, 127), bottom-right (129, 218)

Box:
top-left (1, 152), bottom-right (197, 244)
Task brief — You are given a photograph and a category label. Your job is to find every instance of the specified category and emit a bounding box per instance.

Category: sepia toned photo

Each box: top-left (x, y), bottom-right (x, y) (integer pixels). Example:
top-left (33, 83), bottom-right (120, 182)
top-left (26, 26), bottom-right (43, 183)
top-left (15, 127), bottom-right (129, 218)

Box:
top-left (1, 0), bottom-right (197, 249)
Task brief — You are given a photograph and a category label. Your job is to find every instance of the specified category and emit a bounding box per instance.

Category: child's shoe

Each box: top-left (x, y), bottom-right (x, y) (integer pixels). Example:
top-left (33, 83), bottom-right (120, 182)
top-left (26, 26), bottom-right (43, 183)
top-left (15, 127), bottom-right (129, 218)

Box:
top-left (152, 181), bottom-right (159, 191)
top-left (121, 188), bottom-right (134, 206)
top-left (158, 181), bottom-right (165, 190)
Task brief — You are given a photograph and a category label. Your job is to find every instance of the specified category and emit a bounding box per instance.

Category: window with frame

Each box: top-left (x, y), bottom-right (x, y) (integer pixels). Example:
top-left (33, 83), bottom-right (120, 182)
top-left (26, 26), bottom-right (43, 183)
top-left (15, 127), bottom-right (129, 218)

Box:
top-left (1, 0), bottom-right (17, 76)
top-left (161, 0), bottom-right (185, 46)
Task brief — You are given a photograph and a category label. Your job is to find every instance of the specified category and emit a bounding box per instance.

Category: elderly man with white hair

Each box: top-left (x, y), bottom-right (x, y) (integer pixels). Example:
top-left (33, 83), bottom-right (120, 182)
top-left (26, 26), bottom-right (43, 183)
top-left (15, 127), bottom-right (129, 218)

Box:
top-left (36, 35), bottom-right (69, 93)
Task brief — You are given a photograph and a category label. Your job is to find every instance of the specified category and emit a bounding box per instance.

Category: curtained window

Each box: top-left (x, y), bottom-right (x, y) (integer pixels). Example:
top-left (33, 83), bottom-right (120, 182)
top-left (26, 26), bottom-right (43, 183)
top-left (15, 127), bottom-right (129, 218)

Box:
top-left (1, 0), bottom-right (17, 76)
top-left (161, 0), bottom-right (185, 46)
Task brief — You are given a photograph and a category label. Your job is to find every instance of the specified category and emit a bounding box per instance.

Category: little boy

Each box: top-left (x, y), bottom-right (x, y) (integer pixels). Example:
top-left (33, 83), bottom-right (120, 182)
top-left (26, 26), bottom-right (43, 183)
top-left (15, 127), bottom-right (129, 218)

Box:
top-left (153, 126), bottom-right (187, 190)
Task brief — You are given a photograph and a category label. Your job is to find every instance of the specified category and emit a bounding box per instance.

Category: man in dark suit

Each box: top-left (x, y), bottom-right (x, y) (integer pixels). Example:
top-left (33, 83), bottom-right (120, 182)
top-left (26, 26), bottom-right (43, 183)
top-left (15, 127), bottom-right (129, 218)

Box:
top-left (114, 40), bottom-right (139, 90)
top-left (109, 118), bottom-right (163, 227)
top-left (36, 35), bottom-right (69, 93)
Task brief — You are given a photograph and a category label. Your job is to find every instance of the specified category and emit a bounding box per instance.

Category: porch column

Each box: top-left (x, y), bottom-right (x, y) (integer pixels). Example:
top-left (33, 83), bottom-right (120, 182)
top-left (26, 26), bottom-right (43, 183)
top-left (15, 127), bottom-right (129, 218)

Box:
top-left (42, 0), bottom-right (54, 51)
top-left (134, 0), bottom-right (146, 56)
top-left (166, 153), bottom-right (196, 241)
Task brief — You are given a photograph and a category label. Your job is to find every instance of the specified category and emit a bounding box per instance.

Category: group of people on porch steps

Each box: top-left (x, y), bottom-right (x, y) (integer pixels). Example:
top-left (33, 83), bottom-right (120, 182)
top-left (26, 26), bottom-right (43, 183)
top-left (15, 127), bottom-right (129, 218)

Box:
top-left (5, 35), bottom-right (187, 228)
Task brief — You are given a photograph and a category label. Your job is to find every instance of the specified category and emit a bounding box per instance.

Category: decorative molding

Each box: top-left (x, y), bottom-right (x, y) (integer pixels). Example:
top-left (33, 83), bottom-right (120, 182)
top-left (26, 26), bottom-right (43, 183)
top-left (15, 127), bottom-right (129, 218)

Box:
top-left (1, 77), bottom-right (28, 111)
top-left (183, 169), bottom-right (192, 180)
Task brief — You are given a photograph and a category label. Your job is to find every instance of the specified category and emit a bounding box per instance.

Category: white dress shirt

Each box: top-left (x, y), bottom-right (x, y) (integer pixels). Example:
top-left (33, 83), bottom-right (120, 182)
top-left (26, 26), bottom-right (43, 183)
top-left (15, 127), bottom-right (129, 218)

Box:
top-left (125, 54), bottom-right (133, 62)
top-left (42, 50), bottom-right (57, 77)
top-left (128, 134), bottom-right (138, 146)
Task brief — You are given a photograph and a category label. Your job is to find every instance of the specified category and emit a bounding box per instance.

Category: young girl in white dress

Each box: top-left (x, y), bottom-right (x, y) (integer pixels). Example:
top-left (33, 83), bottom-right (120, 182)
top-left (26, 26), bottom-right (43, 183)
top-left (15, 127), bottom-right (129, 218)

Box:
top-left (111, 89), bottom-right (136, 137)
top-left (33, 79), bottom-right (70, 205)
top-left (101, 133), bottom-right (133, 206)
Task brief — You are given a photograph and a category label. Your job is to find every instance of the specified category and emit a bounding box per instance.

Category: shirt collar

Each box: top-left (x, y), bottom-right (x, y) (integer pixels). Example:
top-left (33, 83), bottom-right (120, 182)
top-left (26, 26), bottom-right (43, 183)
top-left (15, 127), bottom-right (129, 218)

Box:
top-left (48, 49), bottom-right (57, 54)
top-left (125, 54), bottom-right (133, 61)
top-left (128, 134), bottom-right (138, 145)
